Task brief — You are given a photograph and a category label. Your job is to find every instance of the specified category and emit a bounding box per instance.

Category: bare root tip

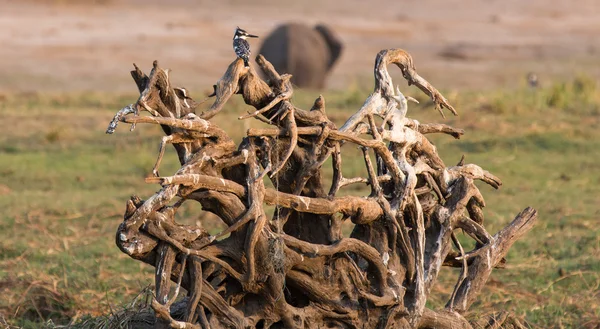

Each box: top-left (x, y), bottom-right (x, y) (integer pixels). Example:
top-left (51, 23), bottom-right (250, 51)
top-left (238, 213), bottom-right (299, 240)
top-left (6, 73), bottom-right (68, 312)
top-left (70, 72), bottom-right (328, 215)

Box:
top-left (436, 106), bottom-right (447, 119)
top-left (145, 176), bottom-right (162, 184)
top-left (407, 96), bottom-right (419, 104)
top-left (105, 125), bottom-right (117, 134)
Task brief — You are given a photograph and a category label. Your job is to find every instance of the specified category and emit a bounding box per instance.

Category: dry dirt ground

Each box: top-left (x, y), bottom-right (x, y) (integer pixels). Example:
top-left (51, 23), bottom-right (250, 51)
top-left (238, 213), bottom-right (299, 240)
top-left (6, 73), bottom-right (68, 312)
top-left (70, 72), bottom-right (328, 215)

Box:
top-left (0, 0), bottom-right (598, 94)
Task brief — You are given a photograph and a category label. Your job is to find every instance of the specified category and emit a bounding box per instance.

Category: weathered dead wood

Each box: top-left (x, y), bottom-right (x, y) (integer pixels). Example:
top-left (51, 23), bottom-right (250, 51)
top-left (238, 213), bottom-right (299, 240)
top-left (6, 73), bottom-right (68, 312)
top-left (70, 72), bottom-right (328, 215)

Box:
top-left (418, 308), bottom-right (472, 329)
top-left (107, 49), bottom-right (536, 329)
top-left (145, 173), bottom-right (384, 223)
top-left (247, 122), bottom-right (462, 139)
top-left (374, 49), bottom-right (457, 118)
top-left (449, 207), bottom-right (537, 312)
top-left (199, 58), bottom-right (271, 120)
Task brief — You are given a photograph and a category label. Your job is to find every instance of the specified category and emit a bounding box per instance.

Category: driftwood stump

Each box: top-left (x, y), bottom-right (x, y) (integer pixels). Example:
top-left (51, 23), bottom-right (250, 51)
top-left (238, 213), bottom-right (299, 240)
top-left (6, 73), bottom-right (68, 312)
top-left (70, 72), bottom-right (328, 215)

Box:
top-left (106, 49), bottom-right (536, 329)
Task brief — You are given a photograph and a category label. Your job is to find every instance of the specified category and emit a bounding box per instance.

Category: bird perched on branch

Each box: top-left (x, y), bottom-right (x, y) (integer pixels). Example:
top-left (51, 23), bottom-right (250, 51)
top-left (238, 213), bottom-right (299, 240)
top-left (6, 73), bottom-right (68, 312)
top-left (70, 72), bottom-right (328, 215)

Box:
top-left (233, 27), bottom-right (259, 67)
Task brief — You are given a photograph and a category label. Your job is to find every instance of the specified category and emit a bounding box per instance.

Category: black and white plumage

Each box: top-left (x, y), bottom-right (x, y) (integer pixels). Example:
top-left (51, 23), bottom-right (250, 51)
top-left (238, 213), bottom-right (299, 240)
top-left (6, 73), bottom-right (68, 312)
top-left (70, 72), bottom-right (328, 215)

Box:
top-left (233, 27), bottom-right (258, 67)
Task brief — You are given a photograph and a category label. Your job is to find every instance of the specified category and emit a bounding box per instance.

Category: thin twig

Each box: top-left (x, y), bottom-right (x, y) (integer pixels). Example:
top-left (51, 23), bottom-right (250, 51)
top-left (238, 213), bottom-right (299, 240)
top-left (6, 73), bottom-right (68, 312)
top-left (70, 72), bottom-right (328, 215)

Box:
top-left (448, 232), bottom-right (468, 310)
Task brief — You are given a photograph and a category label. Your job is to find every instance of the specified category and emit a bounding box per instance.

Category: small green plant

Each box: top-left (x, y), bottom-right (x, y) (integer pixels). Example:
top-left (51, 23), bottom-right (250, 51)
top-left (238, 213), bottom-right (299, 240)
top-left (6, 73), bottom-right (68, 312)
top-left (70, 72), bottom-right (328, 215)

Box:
top-left (45, 128), bottom-right (63, 143)
top-left (546, 75), bottom-right (599, 113)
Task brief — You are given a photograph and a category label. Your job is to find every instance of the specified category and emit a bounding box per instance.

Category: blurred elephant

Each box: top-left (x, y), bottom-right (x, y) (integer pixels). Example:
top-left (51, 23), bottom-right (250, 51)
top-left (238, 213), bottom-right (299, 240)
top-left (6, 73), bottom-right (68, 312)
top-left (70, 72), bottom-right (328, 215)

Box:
top-left (258, 23), bottom-right (343, 89)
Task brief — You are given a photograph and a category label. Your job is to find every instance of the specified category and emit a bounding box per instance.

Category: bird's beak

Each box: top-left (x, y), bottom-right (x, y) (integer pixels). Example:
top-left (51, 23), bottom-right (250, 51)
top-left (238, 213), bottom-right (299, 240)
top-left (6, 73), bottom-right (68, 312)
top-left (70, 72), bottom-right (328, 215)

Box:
top-left (247, 34), bottom-right (259, 38)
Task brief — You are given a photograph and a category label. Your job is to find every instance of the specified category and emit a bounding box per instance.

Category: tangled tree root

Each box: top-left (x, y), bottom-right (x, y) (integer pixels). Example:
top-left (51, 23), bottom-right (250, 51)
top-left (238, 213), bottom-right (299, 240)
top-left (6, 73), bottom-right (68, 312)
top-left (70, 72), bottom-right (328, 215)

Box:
top-left (106, 49), bottom-right (536, 329)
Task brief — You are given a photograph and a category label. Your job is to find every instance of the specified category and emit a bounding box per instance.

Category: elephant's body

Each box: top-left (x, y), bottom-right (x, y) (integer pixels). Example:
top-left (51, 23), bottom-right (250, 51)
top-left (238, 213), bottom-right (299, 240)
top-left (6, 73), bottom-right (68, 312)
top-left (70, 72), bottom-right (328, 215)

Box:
top-left (258, 23), bottom-right (343, 89)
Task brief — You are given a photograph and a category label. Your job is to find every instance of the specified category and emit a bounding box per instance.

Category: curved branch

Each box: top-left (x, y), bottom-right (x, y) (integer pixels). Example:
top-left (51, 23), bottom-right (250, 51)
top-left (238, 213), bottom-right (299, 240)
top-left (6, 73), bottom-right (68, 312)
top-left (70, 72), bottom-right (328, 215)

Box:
top-left (448, 207), bottom-right (537, 312)
top-left (414, 122), bottom-right (464, 139)
top-left (446, 164), bottom-right (502, 190)
top-left (200, 58), bottom-right (271, 120)
top-left (121, 115), bottom-right (229, 140)
top-left (269, 104), bottom-right (297, 178)
top-left (282, 235), bottom-right (389, 294)
top-left (106, 104), bottom-right (136, 134)
top-left (375, 49), bottom-right (458, 118)
top-left (418, 308), bottom-right (472, 329)
top-left (148, 173), bottom-right (385, 222)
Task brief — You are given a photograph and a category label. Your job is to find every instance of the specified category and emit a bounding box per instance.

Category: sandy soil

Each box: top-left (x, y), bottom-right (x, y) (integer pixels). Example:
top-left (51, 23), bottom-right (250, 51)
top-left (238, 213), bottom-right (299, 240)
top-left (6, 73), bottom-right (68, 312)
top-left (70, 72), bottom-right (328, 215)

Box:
top-left (0, 0), bottom-right (598, 93)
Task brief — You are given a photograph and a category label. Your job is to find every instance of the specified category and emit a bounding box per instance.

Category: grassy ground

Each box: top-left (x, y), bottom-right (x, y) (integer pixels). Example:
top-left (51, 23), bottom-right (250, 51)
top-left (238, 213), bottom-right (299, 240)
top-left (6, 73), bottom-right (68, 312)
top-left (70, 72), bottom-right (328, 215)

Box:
top-left (0, 77), bottom-right (599, 328)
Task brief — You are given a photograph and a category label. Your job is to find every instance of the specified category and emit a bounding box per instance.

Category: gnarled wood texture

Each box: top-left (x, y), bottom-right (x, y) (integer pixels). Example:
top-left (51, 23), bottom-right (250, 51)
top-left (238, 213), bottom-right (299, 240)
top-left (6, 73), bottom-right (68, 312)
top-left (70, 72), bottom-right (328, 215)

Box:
top-left (106, 49), bottom-right (536, 329)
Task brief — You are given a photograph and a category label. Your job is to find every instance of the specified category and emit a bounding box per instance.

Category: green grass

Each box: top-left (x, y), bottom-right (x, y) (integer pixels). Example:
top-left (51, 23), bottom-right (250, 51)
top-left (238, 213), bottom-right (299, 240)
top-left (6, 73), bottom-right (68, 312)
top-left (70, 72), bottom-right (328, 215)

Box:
top-left (0, 77), bottom-right (599, 328)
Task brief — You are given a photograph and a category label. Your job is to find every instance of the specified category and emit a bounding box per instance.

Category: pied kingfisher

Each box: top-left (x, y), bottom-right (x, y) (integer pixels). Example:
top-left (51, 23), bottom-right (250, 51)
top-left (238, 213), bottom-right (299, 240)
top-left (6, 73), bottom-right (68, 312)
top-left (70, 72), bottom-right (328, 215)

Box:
top-left (233, 27), bottom-right (258, 67)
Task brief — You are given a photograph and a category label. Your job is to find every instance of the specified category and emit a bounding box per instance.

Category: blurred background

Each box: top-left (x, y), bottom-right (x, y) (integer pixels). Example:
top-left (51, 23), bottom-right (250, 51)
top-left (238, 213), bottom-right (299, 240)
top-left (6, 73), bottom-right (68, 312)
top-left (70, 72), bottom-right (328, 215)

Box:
top-left (1, 0), bottom-right (599, 328)
top-left (1, 0), bottom-right (599, 92)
